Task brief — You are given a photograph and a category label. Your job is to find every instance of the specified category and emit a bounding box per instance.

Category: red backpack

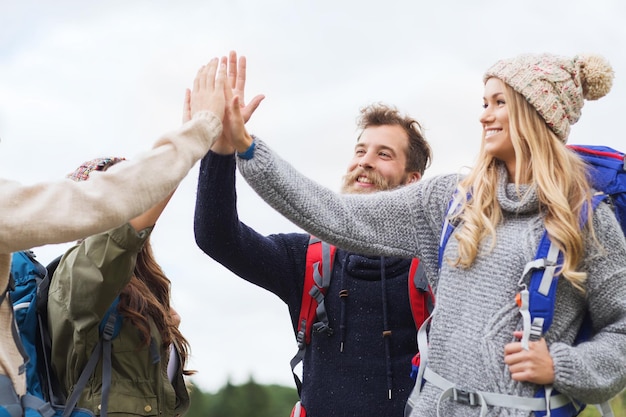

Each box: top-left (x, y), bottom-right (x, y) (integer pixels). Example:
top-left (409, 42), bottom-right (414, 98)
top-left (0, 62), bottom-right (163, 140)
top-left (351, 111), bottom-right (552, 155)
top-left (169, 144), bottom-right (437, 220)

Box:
top-left (290, 236), bottom-right (434, 417)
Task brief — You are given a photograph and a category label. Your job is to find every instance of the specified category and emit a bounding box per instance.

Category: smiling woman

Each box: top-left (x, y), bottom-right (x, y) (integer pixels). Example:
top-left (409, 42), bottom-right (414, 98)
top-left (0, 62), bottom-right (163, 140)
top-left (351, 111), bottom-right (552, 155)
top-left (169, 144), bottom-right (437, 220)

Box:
top-left (480, 78), bottom-right (515, 178)
top-left (231, 52), bottom-right (626, 417)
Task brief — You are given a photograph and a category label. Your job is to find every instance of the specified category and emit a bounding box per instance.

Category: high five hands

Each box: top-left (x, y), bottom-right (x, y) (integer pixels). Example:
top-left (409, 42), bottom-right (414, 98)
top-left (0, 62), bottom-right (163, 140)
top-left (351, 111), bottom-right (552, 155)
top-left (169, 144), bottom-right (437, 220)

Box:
top-left (183, 51), bottom-right (265, 155)
top-left (182, 57), bottom-right (228, 124)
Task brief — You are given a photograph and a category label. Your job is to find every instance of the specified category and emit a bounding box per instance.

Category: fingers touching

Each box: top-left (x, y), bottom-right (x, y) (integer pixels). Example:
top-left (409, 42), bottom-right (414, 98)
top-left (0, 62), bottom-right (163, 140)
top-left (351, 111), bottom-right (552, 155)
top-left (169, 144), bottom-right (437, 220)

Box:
top-left (187, 51), bottom-right (263, 154)
top-left (189, 57), bottom-right (227, 120)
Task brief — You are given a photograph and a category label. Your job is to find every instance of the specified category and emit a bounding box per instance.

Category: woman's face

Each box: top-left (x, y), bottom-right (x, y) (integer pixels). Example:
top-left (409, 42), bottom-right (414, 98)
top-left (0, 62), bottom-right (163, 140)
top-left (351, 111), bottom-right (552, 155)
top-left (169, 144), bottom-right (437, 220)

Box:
top-left (480, 78), bottom-right (516, 176)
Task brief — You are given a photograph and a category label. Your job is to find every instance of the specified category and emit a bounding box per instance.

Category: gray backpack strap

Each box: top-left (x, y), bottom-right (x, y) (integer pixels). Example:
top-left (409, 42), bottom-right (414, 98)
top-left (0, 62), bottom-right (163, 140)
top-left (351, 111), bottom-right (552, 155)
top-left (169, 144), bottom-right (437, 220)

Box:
top-left (290, 237), bottom-right (335, 395)
top-left (3, 276), bottom-right (29, 374)
top-left (424, 367), bottom-right (576, 417)
top-left (98, 311), bottom-right (118, 417)
top-left (594, 401), bottom-right (615, 417)
top-left (21, 393), bottom-right (55, 417)
top-left (62, 311), bottom-right (118, 417)
top-left (404, 305), bottom-right (436, 416)
top-left (310, 238), bottom-right (333, 335)
top-left (0, 375), bottom-right (23, 417)
top-left (9, 304), bottom-right (29, 375)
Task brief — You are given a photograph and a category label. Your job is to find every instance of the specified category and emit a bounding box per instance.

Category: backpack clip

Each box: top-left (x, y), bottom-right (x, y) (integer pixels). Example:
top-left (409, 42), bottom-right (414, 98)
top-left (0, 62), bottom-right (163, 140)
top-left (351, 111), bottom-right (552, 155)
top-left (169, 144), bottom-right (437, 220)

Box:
top-left (452, 388), bottom-right (481, 406)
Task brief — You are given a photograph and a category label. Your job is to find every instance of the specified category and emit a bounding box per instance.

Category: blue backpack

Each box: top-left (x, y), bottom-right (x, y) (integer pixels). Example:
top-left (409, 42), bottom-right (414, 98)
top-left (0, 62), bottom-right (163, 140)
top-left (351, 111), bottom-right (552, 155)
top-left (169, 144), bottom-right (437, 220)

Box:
top-left (1, 251), bottom-right (121, 417)
top-left (407, 145), bottom-right (625, 417)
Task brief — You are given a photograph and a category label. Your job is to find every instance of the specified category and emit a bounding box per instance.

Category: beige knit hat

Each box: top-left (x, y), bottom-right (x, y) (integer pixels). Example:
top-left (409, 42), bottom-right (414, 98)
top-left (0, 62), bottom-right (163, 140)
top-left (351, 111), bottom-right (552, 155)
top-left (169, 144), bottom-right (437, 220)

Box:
top-left (483, 53), bottom-right (614, 142)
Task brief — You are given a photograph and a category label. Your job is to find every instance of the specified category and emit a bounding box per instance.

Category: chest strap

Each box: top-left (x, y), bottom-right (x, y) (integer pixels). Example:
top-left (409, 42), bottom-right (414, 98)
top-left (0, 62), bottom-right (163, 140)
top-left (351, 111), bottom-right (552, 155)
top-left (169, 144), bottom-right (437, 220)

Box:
top-left (424, 367), bottom-right (576, 417)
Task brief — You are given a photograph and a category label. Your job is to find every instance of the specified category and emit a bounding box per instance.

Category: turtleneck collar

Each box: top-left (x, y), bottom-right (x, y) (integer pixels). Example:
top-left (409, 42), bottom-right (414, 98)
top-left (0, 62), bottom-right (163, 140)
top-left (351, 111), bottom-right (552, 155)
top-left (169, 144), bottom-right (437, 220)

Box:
top-left (496, 163), bottom-right (540, 216)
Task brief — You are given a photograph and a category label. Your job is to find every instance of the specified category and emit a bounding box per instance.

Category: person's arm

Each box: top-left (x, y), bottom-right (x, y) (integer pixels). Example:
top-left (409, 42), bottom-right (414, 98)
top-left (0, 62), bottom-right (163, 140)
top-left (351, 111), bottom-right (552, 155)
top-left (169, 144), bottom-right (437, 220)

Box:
top-left (129, 191), bottom-right (175, 232)
top-left (220, 80), bottom-right (430, 259)
top-left (193, 51), bottom-right (304, 298)
top-left (194, 150), bottom-right (309, 301)
top-left (236, 138), bottom-right (427, 258)
top-left (549, 203), bottom-right (626, 403)
top-left (0, 57), bottom-right (227, 254)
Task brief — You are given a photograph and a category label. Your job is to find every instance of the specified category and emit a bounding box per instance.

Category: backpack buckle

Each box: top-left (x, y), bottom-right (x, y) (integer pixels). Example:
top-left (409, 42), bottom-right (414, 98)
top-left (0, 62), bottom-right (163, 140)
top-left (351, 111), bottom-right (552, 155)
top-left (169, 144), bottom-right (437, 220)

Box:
top-left (312, 321), bottom-right (333, 336)
top-left (452, 388), bottom-right (480, 406)
top-left (295, 324), bottom-right (306, 348)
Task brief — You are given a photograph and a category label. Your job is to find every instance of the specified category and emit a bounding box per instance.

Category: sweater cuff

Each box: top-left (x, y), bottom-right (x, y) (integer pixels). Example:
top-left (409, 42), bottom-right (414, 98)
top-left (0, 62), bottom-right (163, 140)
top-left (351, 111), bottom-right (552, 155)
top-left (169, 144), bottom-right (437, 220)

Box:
top-left (548, 342), bottom-right (577, 392)
top-left (236, 138), bottom-right (256, 160)
top-left (236, 137), bottom-right (274, 180)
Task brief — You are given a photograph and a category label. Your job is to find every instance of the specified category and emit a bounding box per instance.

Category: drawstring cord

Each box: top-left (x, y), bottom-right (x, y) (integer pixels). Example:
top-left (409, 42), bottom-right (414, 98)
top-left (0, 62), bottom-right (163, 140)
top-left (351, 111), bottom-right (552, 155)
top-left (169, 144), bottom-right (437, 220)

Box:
top-left (381, 256), bottom-right (393, 400)
top-left (339, 253), bottom-right (349, 352)
top-left (339, 252), bottom-right (396, 399)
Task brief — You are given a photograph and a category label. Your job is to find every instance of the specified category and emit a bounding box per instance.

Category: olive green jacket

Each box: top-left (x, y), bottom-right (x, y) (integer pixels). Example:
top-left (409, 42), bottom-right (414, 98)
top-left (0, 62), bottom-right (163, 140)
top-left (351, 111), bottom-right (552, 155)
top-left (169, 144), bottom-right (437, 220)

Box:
top-left (48, 223), bottom-right (189, 417)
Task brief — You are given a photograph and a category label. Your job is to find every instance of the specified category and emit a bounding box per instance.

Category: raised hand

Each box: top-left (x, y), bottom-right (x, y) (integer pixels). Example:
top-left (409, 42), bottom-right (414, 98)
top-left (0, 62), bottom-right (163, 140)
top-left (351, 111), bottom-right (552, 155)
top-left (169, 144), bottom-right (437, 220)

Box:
top-left (224, 81), bottom-right (254, 153)
top-left (190, 57), bottom-right (227, 121)
top-left (228, 50), bottom-right (265, 124)
top-left (213, 51), bottom-right (264, 154)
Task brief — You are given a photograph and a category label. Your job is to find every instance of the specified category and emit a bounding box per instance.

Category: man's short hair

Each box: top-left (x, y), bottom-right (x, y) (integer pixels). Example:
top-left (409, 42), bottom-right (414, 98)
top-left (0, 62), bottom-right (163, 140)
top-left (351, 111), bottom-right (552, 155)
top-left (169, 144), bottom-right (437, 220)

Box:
top-left (357, 103), bottom-right (432, 175)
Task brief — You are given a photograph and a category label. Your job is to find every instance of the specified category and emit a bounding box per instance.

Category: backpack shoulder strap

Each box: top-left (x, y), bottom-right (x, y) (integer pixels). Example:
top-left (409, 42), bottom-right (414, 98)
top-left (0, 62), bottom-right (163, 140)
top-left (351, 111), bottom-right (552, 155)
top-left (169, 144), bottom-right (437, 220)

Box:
top-left (39, 253), bottom-right (123, 417)
top-left (298, 236), bottom-right (336, 343)
top-left (407, 259), bottom-right (434, 330)
top-left (290, 236), bottom-right (336, 395)
top-left (518, 193), bottom-right (608, 349)
top-left (517, 192), bottom-right (614, 417)
top-left (439, 190), bottom-right (466, 269)
top-left (62, 299), bottom-right (121, 417)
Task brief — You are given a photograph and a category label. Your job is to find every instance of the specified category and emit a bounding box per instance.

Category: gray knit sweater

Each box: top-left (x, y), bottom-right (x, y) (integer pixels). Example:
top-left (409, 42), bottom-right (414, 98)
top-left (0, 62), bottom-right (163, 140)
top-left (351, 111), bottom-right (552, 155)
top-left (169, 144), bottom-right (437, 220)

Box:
top-left (238, 138), bottom-right (626, 417)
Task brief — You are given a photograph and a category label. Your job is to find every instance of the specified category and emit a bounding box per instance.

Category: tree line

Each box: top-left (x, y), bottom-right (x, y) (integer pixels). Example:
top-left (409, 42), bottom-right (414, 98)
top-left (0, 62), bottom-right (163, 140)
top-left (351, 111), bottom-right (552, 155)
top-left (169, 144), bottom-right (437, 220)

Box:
top-left (184, 377), bottom-right (625, 417)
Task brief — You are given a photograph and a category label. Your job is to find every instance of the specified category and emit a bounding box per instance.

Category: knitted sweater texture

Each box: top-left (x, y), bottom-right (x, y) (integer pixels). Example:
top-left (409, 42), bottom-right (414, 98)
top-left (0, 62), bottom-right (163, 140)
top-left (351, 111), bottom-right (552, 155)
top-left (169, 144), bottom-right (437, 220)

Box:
top-left (0, 111), bottom-right (221, 396)
top-left (237, 139), bottom-right (626, 417)
top-left (194, 152), bottom-right (422, 417)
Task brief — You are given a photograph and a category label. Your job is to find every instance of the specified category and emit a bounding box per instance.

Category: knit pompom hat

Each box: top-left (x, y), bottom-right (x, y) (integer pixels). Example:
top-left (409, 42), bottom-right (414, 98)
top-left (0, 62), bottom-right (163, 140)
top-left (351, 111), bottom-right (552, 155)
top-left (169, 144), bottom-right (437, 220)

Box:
top-left (483, 53), bottom-right (614, 142)
top-left (67, 157), bottom-right (126, 182)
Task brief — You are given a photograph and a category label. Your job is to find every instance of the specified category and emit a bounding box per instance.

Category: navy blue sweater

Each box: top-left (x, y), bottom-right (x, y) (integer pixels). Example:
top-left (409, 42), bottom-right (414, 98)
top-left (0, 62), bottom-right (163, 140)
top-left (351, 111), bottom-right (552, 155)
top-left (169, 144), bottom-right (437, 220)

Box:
top-left (194, 152), bottom-right (420, 417)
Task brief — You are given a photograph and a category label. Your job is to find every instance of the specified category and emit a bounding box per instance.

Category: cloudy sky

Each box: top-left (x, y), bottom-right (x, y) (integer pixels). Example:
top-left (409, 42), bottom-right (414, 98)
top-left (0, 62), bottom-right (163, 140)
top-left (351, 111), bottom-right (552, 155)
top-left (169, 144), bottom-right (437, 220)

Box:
top-left (1, 0), bottom-right (624, 393)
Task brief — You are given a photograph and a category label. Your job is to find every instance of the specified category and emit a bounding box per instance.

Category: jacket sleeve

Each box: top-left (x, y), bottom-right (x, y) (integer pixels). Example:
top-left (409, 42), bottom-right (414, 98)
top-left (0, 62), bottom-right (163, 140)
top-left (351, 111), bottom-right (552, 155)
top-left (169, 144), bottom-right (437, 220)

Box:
top-left (48, 222), bottom-right (150, 386)
top-left (0, 110), bottom-right (221, 254)
top-left (551, 202), bottom-right (626, 403)
top-left (194, 150), bottom-right (309, 303)
top-left (49, 222), bottom-right (150, 332)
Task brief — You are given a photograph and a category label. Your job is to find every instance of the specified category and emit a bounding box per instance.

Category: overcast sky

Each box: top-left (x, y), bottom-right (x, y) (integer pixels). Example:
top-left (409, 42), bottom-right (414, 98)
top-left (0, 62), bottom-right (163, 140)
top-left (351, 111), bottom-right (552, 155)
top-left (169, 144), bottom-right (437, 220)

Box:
top-left (1, 0), bottom-right (624, 393)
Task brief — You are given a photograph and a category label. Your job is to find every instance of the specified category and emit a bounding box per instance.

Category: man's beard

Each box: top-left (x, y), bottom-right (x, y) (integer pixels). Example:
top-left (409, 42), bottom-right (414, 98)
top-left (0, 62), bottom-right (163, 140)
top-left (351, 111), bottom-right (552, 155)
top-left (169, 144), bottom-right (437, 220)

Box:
top-left (340, 168), bottom-right (401, 194)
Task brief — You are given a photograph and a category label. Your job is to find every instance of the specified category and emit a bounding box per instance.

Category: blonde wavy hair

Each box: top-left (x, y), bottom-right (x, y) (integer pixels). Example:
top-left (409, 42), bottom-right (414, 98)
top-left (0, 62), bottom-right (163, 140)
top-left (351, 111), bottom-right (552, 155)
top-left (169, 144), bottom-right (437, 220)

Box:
top-left (452, 81), bottom-right (594, 291)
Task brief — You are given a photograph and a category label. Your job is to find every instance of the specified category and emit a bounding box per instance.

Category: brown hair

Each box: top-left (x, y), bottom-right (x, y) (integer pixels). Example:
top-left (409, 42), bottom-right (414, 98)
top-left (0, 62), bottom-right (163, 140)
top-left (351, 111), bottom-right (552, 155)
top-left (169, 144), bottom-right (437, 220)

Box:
top-left (356, 103), bottom-right (432, 175)
top-left (117, 239), bottom-right (195, 375)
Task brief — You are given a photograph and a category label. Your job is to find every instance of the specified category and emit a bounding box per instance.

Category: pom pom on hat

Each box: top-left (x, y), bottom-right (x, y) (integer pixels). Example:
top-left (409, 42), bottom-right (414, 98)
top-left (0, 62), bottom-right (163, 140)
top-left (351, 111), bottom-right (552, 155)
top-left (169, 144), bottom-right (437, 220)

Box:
top-left (67, 157), bottom-right (126, 182)
top-left (483, 53), bottom-right (614, 142)
top-left (578, 54), bottom-right (614, 100)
